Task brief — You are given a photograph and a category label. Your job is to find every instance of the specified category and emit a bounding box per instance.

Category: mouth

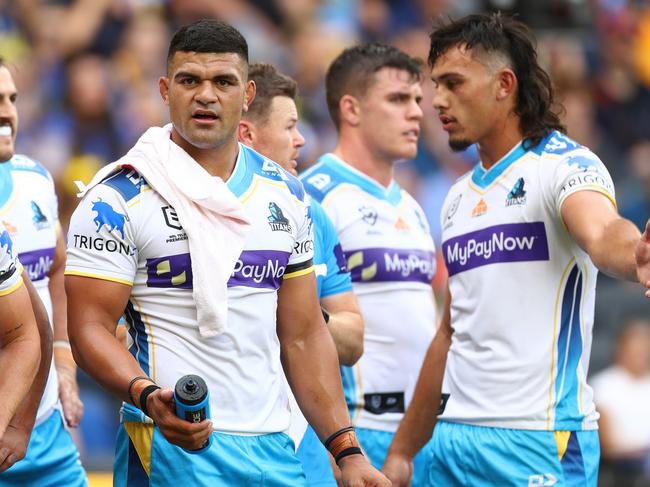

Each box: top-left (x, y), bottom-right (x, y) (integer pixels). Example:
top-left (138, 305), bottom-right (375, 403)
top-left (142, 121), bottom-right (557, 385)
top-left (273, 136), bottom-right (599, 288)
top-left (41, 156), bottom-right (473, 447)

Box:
top-left (439, 115), bottom-right (456, 131)
top-left (0, 121), bottom-right (13, 138)
top-left (191, 110), bottom-right (219, 126)
top-left (403, 128), bottom-right (420, 142)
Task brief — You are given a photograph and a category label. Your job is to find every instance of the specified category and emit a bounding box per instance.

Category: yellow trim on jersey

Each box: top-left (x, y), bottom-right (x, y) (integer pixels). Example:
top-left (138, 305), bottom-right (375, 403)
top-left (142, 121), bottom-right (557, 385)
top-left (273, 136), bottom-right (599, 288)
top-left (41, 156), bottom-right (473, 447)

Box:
top-left (123, 421), bottom-right (153, 476)
top-left (283, 265), bottom-right (314, 279)
top-left (577, 263), bottom-right (589, 417)
top-left (131, 296), bottom-right (157, 382)
top-left (240, 174), bottom-right (304, 207)
top-left (546, 258), bottom-right (576, 429)
top-left (467, 153), bottom-right (534, 195)
top-left (0, 276), bottom-right (23, 296)
top-left (64, 270), bottom-right (133, 286)
top-left (554, 431), bottom-right (571, 460)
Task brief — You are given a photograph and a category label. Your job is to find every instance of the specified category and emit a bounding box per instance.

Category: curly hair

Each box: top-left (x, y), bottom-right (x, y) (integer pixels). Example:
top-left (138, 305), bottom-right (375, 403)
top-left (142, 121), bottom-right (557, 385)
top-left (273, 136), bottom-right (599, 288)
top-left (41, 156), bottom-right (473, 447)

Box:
top-left (429, 13), bottom-right (566, 148)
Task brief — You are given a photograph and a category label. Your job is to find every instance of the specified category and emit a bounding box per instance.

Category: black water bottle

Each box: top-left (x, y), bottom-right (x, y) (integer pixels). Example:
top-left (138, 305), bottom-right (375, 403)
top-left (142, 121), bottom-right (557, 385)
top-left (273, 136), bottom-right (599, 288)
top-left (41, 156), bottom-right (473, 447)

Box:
top-left (174, 374), bottom-right (211, 452)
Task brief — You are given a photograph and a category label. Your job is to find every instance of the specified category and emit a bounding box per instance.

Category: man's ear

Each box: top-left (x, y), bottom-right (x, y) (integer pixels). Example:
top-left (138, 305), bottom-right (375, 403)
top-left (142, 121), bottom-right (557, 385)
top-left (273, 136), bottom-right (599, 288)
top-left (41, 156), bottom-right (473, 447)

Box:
top-left (238, 120), bottom-right (255, 146)
top-left (339, 94), bottom-right (361, 127)
top-left (159, 76), bottom-right (170, 105)
top-left (496, 67), bottom-right (517, 102)
top-left (243, 80), bottom-right (256, 113)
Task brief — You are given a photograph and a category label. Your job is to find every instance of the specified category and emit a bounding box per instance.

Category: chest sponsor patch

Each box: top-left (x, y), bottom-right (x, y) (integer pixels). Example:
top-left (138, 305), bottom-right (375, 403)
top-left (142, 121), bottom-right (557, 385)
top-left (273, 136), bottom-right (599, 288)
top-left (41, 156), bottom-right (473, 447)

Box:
top-left (344, 248), bottom-right (436, 283)
top-left (18, 247), bottom-right (55, 282)
top-left (443, 222), bottom-right (549, 276)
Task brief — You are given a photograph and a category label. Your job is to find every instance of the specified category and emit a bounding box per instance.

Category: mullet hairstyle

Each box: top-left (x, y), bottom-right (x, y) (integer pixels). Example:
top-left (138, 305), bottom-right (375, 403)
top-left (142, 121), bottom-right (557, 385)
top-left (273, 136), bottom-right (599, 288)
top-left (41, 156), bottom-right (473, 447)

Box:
top-left (167, 19), bottom-right (249, 69)
top-left (428, 12), bottom-right (566, 149)
top-left (244, 63), bottom-right (298, 124)
top-left (325, 43), bottom-right (422, 130)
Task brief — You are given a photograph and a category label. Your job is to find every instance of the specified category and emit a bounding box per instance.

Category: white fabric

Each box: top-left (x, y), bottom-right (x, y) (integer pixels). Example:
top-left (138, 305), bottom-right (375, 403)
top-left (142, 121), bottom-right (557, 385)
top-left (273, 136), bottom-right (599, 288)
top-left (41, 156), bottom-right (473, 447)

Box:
top-left (78, 124), bottom-right (250, 337)
top-left (0, 221), bottom-right (21, 294)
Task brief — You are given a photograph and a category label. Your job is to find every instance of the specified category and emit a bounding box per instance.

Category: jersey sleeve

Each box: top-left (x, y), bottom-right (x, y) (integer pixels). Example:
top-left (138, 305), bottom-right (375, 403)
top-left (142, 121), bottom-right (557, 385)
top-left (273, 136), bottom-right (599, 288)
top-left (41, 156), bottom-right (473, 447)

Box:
top-left (312, 199), bottom-right (352, 297)
top-left (65, 183), bottom-right (138, 286)
top-left (550, 149), bottom-right (616, 215)
top-left (0, 227), bottom-right (23, 296)
top-left (284, 195), bottom-right (314, 280)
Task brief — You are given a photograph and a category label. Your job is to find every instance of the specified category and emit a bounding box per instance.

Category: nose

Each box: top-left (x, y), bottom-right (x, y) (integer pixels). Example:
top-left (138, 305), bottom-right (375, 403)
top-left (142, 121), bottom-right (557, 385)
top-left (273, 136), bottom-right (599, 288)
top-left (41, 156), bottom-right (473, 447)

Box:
top-left (293, 127), bottom-right (305, 149)
top-left (409, 99), bottom-right (423, 121)
top-left (432, 86), bottom-right (448, 112)
top-left (195, 80), bottom-right (218, 105)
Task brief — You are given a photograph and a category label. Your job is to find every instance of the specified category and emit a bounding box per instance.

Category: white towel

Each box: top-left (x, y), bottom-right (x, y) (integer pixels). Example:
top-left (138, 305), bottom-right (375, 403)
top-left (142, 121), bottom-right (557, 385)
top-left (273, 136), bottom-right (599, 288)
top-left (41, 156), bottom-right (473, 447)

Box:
top-left (77, 124), bottom-right (251, 337)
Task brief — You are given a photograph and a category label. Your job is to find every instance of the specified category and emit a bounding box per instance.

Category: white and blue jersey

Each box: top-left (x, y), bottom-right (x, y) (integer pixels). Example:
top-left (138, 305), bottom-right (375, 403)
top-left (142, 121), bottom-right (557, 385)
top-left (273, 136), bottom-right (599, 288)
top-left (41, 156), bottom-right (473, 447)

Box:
top-left (0, 221), bottom-right (22, 295)
top-left (66, 143), bottom-right (314, 436)
top-left (0, 155), bottom-right (60, 425)
top-left (301, 153), bottom-right (437, 433)
top-left (438, 131), bottom-right (615, 431)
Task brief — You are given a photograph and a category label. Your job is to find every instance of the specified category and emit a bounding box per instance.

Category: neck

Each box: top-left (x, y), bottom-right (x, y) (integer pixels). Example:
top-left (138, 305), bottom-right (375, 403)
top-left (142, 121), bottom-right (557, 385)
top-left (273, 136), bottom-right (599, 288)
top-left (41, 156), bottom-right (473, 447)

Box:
top-left (476, 113), bottom-right (524, 170)
top-left (170, 129), bottom-right (240, 181)
top-left (333, 132), bottom-right (394, 188)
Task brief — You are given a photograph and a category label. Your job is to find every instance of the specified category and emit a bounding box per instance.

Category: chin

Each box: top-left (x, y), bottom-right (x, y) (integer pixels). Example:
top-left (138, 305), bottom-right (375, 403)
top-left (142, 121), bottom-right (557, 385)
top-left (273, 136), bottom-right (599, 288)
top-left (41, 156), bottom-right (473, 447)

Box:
top-left (448, 137), bottom-right (473, 152)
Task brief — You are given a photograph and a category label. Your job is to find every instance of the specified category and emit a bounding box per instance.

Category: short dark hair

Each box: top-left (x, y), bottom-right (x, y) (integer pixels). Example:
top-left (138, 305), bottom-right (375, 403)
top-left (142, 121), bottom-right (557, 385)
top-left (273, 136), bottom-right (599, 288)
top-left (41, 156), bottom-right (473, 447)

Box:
top-left (325, 43), bottom-right (422, 130)
top-left (428, 13), bottom-right (565, 149)
top-left (167, 19), bottom-right (248, 68)
top-left (244, 63), bottom-right (297, 124)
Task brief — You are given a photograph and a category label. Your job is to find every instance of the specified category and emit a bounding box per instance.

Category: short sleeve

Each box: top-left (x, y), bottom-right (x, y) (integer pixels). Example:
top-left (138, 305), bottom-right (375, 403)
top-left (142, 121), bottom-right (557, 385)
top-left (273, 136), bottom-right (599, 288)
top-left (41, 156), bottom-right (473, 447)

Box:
top-left (0, 225), bottom-right (23, 295)
top-left (312, 200), bottom-right (352, 297)
top-left (284, 195), bottom-right (314, 280)
top-left (65, 183), bottom-right (138, 286)
top-left (551, 150), bottom-right (616, 215)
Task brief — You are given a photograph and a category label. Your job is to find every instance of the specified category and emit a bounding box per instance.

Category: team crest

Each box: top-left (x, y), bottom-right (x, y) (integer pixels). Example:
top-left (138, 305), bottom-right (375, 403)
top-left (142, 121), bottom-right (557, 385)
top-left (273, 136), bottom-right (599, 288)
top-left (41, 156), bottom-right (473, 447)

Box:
top-left (471, 198), bottom-right (488, 217)
top-left (267, 202), bottom-right (292, 233)
top-left (444, 194), bottom-right (462, 224)
top-left (31, 201), bottom-right (49, 230)
top-left (505, 177), bottom-right (527, 206)
top-left (358, 206), bottom-right (378, 226)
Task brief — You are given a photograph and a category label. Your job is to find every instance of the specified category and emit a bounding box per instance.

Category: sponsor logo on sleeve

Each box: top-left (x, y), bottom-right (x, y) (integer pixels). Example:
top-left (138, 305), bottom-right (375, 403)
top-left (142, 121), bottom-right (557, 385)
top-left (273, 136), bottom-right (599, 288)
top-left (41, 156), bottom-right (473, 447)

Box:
top-left (345, 248), bottom-right (436, 283)
top-left (228, 250), bottom-right (291, 289)
top-left (294, 239), bottom-right (314, 255)
top-left (73, 234), bottom-right (135, 256)
top-left (92, 198), bottom-right (129, 239)
top-left (442, 222), bottom-right (549, 276)
top-left (267, 202), bottom-right (292, 233)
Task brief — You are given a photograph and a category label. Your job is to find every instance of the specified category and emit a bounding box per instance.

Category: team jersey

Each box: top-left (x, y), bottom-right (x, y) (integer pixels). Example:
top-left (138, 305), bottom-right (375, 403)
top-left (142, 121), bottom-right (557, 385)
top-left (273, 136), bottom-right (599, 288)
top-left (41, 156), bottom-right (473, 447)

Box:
top-left (438, 131), bottom-right (615, 431)
top-left (66, 143), bottom-right (313, 435)
top-left (0, 155), bottom-right (60, 424)
top-left (301, 153), bottom-right (437, 432)
top-left (0, 222), bottom-right (22, 295)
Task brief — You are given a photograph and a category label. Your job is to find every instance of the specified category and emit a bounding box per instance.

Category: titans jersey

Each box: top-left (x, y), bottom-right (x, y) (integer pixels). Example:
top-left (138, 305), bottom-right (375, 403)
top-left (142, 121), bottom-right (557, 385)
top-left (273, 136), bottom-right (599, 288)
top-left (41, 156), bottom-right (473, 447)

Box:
top-left (0, 155), bottom-right (60, 424)
top-left (301, 153), bottom-right (437, 432)
top-left (66, 144), bottom-right (313, 435)
top-left (439, 131), bottom-right (615, 431)
top-left (0, 222), bottom-right (22, 295)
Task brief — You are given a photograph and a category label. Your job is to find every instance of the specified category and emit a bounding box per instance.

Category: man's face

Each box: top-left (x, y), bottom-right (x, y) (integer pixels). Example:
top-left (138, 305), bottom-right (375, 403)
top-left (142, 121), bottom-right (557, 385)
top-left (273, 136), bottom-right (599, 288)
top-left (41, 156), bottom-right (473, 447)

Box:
top-left (430, 45), bottom-right (502, 152)
top-left (159, 51), bottom-right (253, 153)
top-left (0, 67), bottom-right (18, 162)
top-left (248, 96), bottom-right (305, 176)
top-left (356, 67), bottom-right (423, 162)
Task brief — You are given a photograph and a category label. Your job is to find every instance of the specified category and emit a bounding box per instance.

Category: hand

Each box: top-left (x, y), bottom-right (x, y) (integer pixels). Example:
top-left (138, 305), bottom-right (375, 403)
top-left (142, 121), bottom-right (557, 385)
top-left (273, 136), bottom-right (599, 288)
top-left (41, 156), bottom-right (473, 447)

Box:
top-left (338, 454), bottom-right (391, 487)
top-left (57, 363), bottom-right (84, 427)
top-left (382, 453), bottom-right (413, 487)
top-left (146, 387), bottom-right (213, 450)
top-left (636, 219), bottom-right (650, 297)
top-left (0, 424), bottom-right (31, 473)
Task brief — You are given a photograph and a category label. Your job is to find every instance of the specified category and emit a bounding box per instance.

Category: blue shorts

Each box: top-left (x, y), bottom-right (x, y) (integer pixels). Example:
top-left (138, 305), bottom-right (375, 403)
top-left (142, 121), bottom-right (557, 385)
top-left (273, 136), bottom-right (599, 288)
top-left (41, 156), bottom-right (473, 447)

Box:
top-left (356, 427), bottom-right (434, 487)
top-left (296, 425), bottom-right (336, 486)
top-left (114, 422), bottom-right (307, 487)
top-left (428, 421), bottom-right (600, 487)
top-left (0, 409), bottom-right (87, 486)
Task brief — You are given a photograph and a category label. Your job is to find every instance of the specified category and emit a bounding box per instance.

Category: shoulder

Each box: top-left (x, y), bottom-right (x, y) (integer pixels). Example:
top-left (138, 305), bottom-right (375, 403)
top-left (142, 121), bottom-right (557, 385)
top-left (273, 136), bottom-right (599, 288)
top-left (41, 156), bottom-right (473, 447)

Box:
top-left (299, 155), bottom-right (346, 203)
top-left (7, 154), bottom-right (53, 183)
top-left (98, 167), bottom-right (147, 203)
top-left (242, 145), bottom-right (306, 201)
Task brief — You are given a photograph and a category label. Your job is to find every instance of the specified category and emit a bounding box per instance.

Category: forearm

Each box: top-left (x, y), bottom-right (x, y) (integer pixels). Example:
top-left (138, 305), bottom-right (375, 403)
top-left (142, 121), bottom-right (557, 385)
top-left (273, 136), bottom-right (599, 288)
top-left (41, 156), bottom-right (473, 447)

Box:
top-left (589, 218), bottom-right (640, 281)
top-left (282, 323), bottom-right (351, 440)
top-left (388, 327), bottom-right (451, 459)
top-left (9, 278), bottom-right (53, 431)
top-left (327, 310), bottom-right (364, 366)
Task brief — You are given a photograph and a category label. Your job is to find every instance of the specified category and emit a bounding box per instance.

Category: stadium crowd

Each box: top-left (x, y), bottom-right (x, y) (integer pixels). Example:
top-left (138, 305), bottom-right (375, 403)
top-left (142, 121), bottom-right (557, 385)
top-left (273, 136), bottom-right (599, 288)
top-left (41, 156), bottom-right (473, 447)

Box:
top-left (0, 0), bottom-right (650, 486)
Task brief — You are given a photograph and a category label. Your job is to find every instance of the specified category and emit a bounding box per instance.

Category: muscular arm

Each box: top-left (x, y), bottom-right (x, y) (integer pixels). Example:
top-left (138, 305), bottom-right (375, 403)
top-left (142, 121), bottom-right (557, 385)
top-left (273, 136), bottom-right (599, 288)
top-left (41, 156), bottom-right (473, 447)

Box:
top-left (49, 225), bottom-right (83, 427)
top-left (383, 289), bottom-right (452, 485)
top-left (321, 291), bottom-right (364, 366)
top-left (66, 275), bottom-right (212, 450)
top-left (561, 191), bottom-right (640, 281)
top-left (0, 281), bottom-right (41, 439)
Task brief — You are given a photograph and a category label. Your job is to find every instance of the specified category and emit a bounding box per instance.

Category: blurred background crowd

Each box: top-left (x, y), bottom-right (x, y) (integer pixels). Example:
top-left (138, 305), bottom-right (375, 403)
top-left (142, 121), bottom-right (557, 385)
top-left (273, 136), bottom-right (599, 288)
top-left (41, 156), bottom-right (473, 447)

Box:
top-left (1, 0), bottom-right (650, 484)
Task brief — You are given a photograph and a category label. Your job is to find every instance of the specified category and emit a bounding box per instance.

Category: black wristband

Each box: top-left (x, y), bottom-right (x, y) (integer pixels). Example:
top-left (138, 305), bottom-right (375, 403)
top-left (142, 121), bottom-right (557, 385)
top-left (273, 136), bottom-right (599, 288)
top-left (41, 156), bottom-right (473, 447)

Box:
top-left (335, 446), bottom-right (363, 465)
top-left (321, 307), bottom-right (330, 324)
top-left (323, 426), bottom-right (354, 450)
top-left (127, 376), bottom-right (151, 406)
top-left (139, 384), bottom-right (161, 418)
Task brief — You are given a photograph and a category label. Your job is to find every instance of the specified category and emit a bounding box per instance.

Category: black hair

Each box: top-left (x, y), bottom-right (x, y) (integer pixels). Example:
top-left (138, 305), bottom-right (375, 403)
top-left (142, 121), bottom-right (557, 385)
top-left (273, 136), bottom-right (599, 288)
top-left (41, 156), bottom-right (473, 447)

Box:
top-left (429, 12), bottom-right (566, 148)
top-left (244, 63), bottom-right (297, 124)
top-left (167, 19), bottom-right (248, 68)
top-left (325, 43), bottom-right (422, 130)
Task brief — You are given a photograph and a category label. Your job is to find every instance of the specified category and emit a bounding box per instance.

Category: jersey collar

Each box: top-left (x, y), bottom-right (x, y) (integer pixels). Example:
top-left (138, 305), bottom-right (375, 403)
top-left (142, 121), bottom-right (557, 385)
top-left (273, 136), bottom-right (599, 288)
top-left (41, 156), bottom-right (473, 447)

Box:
top-left (471, 140), bottom-right (526, 190)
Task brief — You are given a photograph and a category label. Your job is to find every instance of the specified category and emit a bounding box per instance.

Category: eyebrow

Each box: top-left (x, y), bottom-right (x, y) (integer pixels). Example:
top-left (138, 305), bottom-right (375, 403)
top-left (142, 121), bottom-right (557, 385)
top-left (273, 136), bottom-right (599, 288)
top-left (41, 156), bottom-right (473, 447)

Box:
top-left (173, 71), bottom-right (240, 83)
top-left (431, 72), bottom-right (464, 83)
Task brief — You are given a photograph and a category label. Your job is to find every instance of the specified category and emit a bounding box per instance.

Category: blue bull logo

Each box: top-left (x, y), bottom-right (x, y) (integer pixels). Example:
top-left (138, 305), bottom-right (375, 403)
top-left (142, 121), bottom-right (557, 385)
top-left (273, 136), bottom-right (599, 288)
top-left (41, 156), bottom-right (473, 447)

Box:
top-left (0, 230), bottom-right (13, 257)
top-left (92, 199), bottom-right (129, 239)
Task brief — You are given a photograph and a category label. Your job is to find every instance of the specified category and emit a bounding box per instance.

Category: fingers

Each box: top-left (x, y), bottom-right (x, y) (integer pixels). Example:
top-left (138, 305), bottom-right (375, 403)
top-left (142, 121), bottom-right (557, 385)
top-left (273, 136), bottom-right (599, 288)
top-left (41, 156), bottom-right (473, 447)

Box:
top-left (147, 389), bottom-right (212, 450)
top-left (0, 446), bottom-right (17, 473)
top-left (58, 366), bottom-right (84, 427)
